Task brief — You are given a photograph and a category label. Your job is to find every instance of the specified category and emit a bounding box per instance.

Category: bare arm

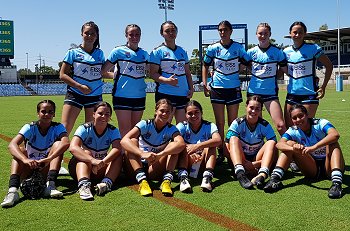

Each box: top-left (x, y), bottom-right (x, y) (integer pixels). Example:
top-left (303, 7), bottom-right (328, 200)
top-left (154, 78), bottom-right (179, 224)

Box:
top-left (316, 54), bottom-right (333, 99)
top-left (184, 63), bottom-right (194, 98)
top-left (60, 62), bottom-right (91, 94)
top-left (149, 63), bottom-right (178, 86)
top-left (102, 139), bottom-right (122, 164)
top-left (8, 134), bottom-right (39, 169)
top-left (157, 132), bottom-right (186, 158)
top-left (38, 134), bottom-right (70, 166)
top-left (303, 128), bottom-right (340, 155)
top-left (120, 127), bottom-right (143, 157)
top-left (201, 65), bottom-right (211, 97)
top-left (101, 60), bottom-right (115, 79)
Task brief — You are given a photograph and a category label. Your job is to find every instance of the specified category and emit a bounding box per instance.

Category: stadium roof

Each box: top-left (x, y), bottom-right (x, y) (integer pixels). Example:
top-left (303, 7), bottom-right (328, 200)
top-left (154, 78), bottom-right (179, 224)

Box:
top-left (284, 27), bottom-right (350, 42)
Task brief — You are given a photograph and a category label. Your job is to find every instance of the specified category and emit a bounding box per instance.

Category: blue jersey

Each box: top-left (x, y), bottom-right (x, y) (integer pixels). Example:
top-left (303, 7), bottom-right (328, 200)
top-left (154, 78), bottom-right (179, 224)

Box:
top-left (149, 44), bottom-right (190, 96)
top-left (282, 118), bottom-right (334, 160)
top-left (63, 47), bottom-right (105, 96)
top-left (176, 120), bottom-right (218, 144)
top-left (107, 45), bottom-right (149, 98)
top-left (246, 45), bottom-right (287, 95)
top-left (136, 119), bottom-right (179, 153)
top-left (203, 41), bottom-right (248, 88)
top-left (283, 42), bottom-right (324, 95)
top-left (73, 122), bottom-right (121, 160)
top-left (19, 121), bottom-right (67, 160)
top-left (226, 117), bottom-right (276, 158)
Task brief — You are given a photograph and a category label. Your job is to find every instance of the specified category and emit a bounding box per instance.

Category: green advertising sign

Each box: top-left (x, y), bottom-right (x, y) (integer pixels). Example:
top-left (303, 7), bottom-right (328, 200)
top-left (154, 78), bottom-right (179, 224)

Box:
top-left (0, 20), bottom-right (14, 58)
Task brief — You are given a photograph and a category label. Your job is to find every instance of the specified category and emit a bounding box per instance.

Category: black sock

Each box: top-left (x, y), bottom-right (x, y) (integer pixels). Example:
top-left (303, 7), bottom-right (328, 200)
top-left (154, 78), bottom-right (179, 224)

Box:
top-left (9, 174), bottom-right (20, 188)
top-left (47, 170), bottom-right (59, 182)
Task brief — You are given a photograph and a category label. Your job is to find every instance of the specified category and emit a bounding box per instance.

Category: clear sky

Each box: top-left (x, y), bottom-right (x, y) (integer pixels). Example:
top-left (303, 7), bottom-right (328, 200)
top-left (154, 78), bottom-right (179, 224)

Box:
top-left (2, 0), bottom-right (349, 71)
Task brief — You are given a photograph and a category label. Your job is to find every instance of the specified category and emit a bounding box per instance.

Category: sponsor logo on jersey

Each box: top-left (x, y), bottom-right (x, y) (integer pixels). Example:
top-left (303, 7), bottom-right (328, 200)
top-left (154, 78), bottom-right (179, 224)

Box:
top-left (81, 67), bottom-right (88, 75)
top-left (90, 66), bottom-right (101, 76)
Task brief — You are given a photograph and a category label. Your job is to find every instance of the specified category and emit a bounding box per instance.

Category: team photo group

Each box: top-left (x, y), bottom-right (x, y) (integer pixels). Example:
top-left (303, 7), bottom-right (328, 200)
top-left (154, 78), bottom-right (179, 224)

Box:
top-left (1, 19), bottom-right (345, 208)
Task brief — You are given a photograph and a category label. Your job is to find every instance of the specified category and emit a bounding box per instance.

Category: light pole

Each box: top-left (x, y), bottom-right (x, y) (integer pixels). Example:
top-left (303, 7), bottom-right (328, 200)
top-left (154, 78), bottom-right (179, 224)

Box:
top-left (26, 53), bottom-right (28, 75)
top-left (158, 0), bottom-right (174, 22)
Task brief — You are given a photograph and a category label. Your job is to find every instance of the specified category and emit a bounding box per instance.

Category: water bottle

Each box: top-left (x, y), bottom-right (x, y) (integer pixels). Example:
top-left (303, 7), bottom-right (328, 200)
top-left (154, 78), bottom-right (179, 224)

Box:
top-left (189, 141), bottom-right (202, 178)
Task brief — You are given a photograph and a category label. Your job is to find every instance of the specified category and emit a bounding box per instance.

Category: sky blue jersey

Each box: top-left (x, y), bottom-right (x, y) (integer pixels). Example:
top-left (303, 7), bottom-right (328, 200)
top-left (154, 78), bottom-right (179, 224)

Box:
top-left (282, 118), bottom-right (334, 160)
top-left (136, 119), bottom-right (179, 153)
top-left (176, 120), bottom-right (218, 144)
top-left (283, 42), bottom-right (324, 95)
top-left (73, 122), bottom-right (121, 160)
top-left (107, 45), bottom-right (149, 98)
top-left (149, 44), bottom-right (190, 96)
top-left (246, 44), bottom-right (287, 95)
top-left (19, 121), bottom-right (67, 160)
top-left (226, 117), bottom-right (276, 158)
top-left (203, 40), bottom-right (248, 88)
top-left (63, 46), bottom-right (105, 96)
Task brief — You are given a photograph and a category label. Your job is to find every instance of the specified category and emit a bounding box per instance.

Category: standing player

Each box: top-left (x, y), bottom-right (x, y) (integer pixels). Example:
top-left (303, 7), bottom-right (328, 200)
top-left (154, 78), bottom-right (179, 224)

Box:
top-left (264, 104), bottom-right (345, 199)
top-left (226, 95), bottom-right (277, 189)
top-left (246, 23), bottom-right (287, 136)
top-left (69, 102), bottom-right (122, 200)
top-left (202, 20), bottom-right (249, 163)
top-left (101, 24), bottom-right (149, 137)
top-left (176, 100), bottom-right (221, 192)
top-left (282, 21), bottom-right (333, 128)
top-left (1, 100), bottom-right (69, 207)
top-left (149, 21), bottom-right (194, 123)
top-left (121, 99), bottom-right (186, 197)
top-left (60, 21), bottom-right (105, 134)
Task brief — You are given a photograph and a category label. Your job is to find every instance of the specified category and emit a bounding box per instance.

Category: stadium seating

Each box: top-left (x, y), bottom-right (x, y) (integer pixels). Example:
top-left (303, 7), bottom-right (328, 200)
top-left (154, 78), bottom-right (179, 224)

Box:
top-left (0, 83), bottom-right (31, 96)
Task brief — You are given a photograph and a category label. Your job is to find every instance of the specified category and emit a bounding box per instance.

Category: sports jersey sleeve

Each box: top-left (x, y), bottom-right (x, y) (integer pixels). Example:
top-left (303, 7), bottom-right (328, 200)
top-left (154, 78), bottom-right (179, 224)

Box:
top-left (55, 124), bottom-right (68, 139)
top-left (176, 122), bottom-right (186, 137)
top-left (107, 48), bottom-right (119, 64)
top-left (110, 127), bottom-right (122, 142)
top-left (18, 124), bottom-right (31, 139)
top-left (63, 49), bottom-right (74, 65)
top-left (203, 45), bottom-right (214, 65)
top-left (226, 120), bottom-right (239, 141)
top-left (263, 123), bottom-right (277, 141)
top-left (210, 122), bottom-right (219, 135)
top-left (281, 127), bottom-right (294, 141)
top-left (169, 125), bottom-right (180, 138)
top-left (73, 125), bottom-right (88, 141)
top-left (135, 120), bottom-right (148, 136)
top-left (319, 118), bottom-right (335, 134)
top-left (314, 44), bottom-right (324, 59)
top-left (149, 49), bottom-right (161, 65)
top-left (238, 45), bottom-right (249, 66)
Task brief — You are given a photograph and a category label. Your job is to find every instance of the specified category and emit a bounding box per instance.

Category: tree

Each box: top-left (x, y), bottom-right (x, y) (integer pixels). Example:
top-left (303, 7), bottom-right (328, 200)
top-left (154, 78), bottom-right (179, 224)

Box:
top-left (17, 68), bottom-right (33, 76)
top-left (189, 48), bottom-right (201, 77)
top-left (39, 66), bottom-right (59, 75)
top-left (319, 24), bottom-right (328, 31)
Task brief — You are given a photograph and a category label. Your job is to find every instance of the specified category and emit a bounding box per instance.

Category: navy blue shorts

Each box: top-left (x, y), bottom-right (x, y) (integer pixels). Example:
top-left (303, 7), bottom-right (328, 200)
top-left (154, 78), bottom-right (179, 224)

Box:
top-left (155, 92), bottom-right (189, 109)
top-left (113, 96), bottom-right (145, 111)
top-left (286, 93), bottom-right (319, 105)
top-left (64, 90), bottom-right (102, 109)
top-left (247, 92), bottom-right (279, 103)
top-left (210, 87), bottom-right (242, 105)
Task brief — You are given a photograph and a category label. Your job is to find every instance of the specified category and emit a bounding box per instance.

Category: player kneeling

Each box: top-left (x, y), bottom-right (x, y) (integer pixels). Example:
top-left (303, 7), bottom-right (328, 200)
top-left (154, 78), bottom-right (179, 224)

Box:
top-left (1, 100), bottom-right (69, 208)
top-left (69, 102), bottom-right (122, 200)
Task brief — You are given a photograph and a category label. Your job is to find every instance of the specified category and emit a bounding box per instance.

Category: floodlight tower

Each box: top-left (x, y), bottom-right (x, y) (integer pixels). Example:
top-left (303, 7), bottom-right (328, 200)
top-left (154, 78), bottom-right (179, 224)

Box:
top-left (158, 0), bottom-right (174, 22)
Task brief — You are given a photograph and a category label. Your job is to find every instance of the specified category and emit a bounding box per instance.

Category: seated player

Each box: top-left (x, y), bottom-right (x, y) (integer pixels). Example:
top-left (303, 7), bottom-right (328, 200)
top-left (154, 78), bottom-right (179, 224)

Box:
top-left (121, 99), bottom-right (186, 197)
top-left (264, 104), bottom-right (345, 199)
top-left (1, 100), bottom-right (69, 207)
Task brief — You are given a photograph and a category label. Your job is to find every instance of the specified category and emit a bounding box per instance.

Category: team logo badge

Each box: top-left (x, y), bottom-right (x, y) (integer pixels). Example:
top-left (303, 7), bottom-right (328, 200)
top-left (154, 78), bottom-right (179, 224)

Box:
top-left (76, 53), bottom-right (84, 60)
top-left (125, 52), bottom-right (131, 58)
top-left (81, 67), bottom-right (88, 75)
top-left (86, 137), bottom-right (93, 145)
top-left (144, 132), bottom-right (151, 140)
top-left (164, 51), bottom-right (170, 58)
top-left (216, 49), bottom-right (221, 56)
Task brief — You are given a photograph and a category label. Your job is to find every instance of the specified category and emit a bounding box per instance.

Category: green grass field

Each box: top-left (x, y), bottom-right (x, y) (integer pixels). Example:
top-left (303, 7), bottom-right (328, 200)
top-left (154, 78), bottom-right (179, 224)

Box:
top-left (0, 89), bottom-right (350, 230)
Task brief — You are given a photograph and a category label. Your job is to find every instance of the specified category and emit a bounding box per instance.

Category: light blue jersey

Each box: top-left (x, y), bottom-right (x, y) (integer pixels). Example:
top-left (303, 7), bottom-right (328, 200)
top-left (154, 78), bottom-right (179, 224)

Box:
top-left (283, 42), bottom-right (323, 95)
top-left (74, 122), bottom-right (121, 160)
top-left (226, 117), bottom-right (276, 158)
top-left (63, 47), bottom-right (105, 96)
top-left (176, 120), bottom-right (218, 144)
top-left (282, 118), bottom-right (334, 160)
top-left (19, 121), bottom-right (67, 160)
top-left (136, 119), bottom-right (179, 153)
top-left (107, 45), bottom-right (149, 98)
top-left (149, 44), bottom-right (190, 96)
top-left (246, 45), bottom-right (287, 95)
top-left (203, 40), bottom-right (248, 88)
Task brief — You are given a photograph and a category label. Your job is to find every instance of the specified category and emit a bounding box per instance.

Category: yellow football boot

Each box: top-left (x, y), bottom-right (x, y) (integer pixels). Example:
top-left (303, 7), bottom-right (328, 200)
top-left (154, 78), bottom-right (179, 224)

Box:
top-left (139, 180), bottom-right (152, 197)
top-left (160, 180), bottom-right (173, 196)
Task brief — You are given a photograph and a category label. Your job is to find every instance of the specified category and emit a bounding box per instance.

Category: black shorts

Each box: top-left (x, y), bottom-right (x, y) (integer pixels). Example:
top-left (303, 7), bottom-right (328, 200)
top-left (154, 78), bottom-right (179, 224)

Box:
top-left (112, 96), bottom-right (146, 111)
top-left (210, 87), bottom-right (242, 105)
top-left (155, 92), bottom-right (189, 109)
top-left (286, 93), bottom-right (319, 105)
top-left (314, 158), bottom-right (326, 179)
top-left (64, 90), bottom-right (102, 109)
top-left (247, 92), bottom-right (279, 103)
